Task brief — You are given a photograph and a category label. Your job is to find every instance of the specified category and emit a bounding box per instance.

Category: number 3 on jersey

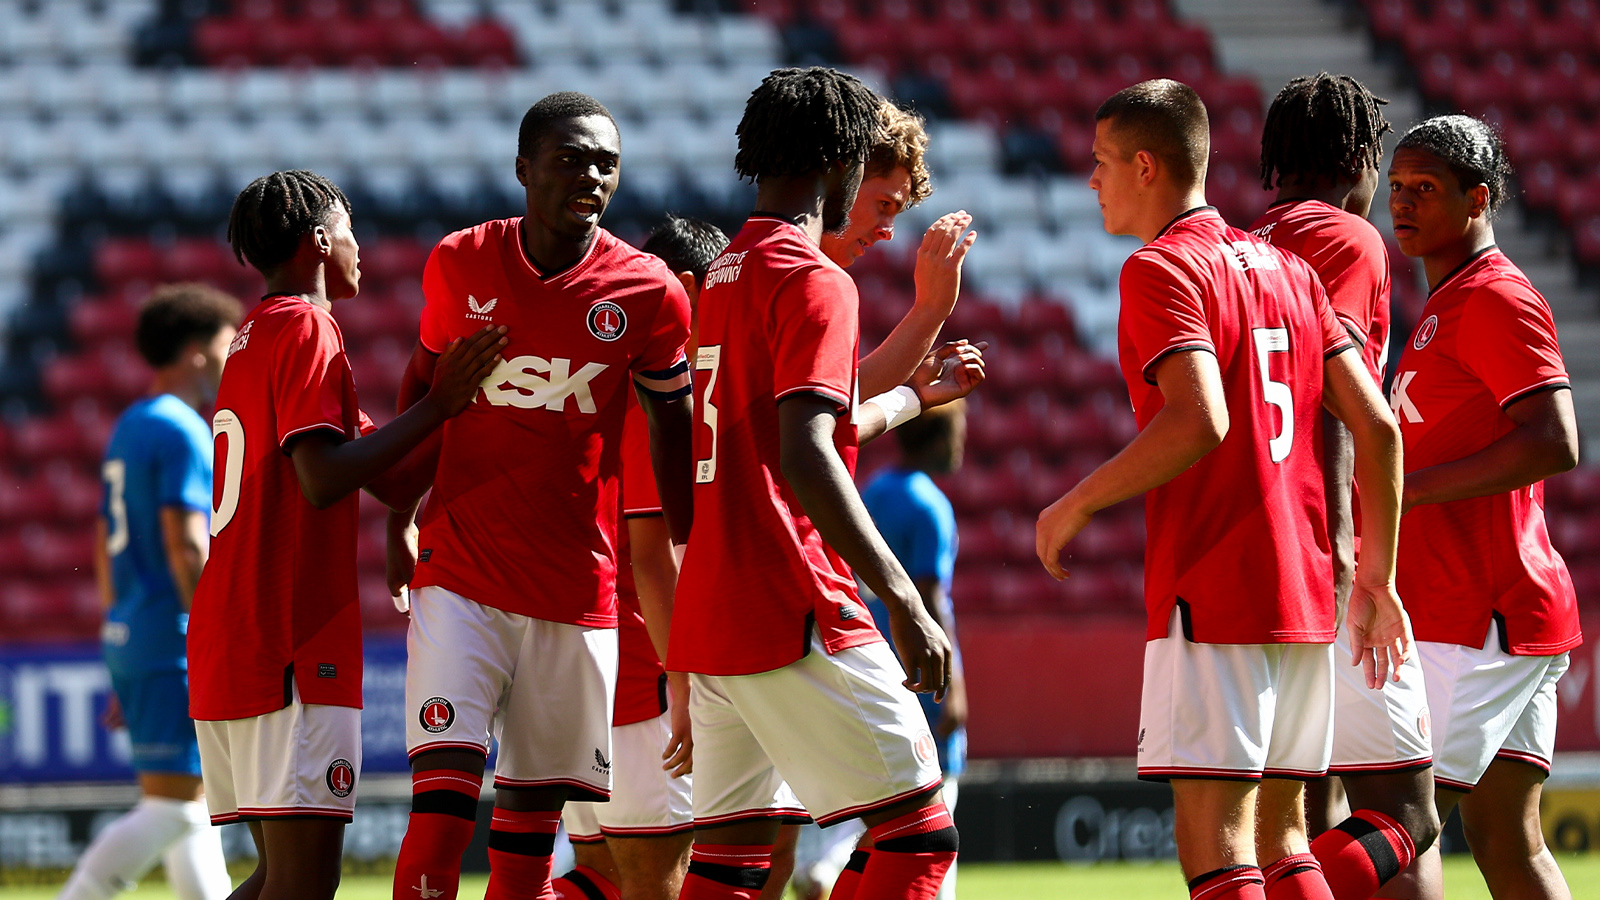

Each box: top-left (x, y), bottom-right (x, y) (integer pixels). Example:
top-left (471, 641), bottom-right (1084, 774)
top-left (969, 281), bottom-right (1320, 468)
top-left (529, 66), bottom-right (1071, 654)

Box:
top-left (211, 409), bottom-right (245, 535)
top-left (694, 345), bottom-right (721, 484)
top-left (1252, 327), bottom-right (1293, 464)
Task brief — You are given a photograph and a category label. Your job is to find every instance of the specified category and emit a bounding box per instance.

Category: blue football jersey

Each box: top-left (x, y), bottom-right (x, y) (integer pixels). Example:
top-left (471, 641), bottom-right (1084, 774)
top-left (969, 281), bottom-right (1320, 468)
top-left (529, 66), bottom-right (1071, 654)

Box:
top-left (100, 394), bottom-right (212, 675)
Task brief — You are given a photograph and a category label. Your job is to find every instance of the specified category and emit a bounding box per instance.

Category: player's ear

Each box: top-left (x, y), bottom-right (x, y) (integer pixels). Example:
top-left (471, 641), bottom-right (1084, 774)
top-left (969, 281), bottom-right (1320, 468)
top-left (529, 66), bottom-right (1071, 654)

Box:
top-left (675, 271), bottom-right (698, 303)
top-left (1135, 149), bottom-right (1159, 188)
top-left (311, 224), bottom-right (332, 256)
top-left (515, 156), bottom-right (530, 187)
top-left (1467, 183), bottom-right (1491, 219)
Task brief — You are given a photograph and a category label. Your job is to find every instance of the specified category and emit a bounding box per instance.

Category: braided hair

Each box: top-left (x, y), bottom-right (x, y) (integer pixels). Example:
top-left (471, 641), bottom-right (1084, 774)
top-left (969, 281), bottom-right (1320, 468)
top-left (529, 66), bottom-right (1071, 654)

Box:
top-left (734, 67), bottom-right (885, 181)
top-left (226, 170), bottom-right (351, 274)
top-left (1394, 115), bottom-right (1513, 216)
top-left (1260, 73), bottom-right (1390, 190)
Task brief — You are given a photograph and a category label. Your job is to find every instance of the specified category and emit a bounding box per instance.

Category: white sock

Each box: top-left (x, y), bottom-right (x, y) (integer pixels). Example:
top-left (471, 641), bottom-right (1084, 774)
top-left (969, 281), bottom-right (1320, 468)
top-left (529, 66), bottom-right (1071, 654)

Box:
top-left (58, 797), bottom-right (196, 900)
top-left (161, 801), bottom-right (231, 900)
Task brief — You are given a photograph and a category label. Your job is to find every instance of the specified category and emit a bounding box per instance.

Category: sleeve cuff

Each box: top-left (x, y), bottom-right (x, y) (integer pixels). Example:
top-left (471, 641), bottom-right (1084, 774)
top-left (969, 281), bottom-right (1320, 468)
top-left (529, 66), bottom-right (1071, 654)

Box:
top-left (1499, 378), bottom-right (1571, 409)
top-left (1141, 341), bottom-right (1215, 385)
top-left (634, 358), bottom-right (691, 399)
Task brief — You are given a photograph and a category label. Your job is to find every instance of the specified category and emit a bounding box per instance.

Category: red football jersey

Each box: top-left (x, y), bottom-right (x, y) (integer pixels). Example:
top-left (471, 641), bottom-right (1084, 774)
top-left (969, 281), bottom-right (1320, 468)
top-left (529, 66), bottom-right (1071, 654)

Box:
top-left (1251, 200), bottom-right (1391, 382)
top-left (1390, 248), bottom-right (1581, 655)
top-left (1118, 208), bottom-right (1355, 644)
top-left (670, 217), bottom-right (883, 676)
top-left (615, 395), bottom-right (667, 727)
top-left (189, 296), bottom-right (373, 720)
top-left (412, 221), bottom-right (691, 626)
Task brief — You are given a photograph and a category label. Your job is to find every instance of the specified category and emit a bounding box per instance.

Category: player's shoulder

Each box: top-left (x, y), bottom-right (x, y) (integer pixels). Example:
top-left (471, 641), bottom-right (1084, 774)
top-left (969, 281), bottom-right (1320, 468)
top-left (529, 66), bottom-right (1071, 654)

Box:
top-left (110, 395), bottom-right (206, 455)
top-left (434, 217), bottom-right (517, 257)
top-left (1458, 250), bottom-right (1550, 318)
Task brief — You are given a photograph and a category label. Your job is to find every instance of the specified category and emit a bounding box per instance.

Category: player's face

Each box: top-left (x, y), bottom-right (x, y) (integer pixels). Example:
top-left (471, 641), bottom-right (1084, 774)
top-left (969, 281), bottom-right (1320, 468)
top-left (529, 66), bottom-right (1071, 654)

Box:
top-left (320, 204), bottom-right (361, 301)
top-left (517, 115), bottom-right (621, 245)
top-left (1388, 146), bottom-right (1487, 259)
top-left (822, 160), bottom-right (866, 235)
top-left (1089, 120), bottom-right (1139, 237)
top-left (820, 167), bottom-right (912, 268)
top-left (200, 325), bottom-right (236, 395)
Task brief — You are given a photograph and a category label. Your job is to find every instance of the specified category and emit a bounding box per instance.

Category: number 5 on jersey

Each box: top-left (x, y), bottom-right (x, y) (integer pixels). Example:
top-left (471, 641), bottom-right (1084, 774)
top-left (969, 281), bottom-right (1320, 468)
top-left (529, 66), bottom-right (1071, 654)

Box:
top-left (211, 409), bottom-right (244, 535)
top-left (1252, 327), bottom-right (1293, 464)
top-left (694, 345), bottom-right (722, 484)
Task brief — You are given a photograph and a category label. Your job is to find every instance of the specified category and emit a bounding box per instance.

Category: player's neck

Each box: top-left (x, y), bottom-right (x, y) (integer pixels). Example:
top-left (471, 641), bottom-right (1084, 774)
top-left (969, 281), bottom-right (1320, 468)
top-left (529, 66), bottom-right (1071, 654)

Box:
top-left (753, 176), bottom-right (833, 245)
top-left (264, 265), bottom-right (331, 311)
top-left (1423, 227), bottom-right (1497, 291)
top-left (521, 224), bottom-right (594, 276)
top-left (1138, 187), bottom-right (1209, 244)
top-left (148, 367), bottom-right (206, 412)
top-left (1273, 176), bottom-right (1367, 216)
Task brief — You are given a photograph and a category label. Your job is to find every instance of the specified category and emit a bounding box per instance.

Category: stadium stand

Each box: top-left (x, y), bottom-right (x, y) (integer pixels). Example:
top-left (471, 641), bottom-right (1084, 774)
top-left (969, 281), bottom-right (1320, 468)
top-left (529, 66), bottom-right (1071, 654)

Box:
top-left (0, 0), bottom-right (1594, 644)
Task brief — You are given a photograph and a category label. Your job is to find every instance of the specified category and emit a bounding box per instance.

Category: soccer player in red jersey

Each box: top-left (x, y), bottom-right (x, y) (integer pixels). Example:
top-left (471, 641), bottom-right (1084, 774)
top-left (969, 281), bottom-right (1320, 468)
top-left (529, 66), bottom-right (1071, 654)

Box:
top-left (1252, 75), bottom-right (1443, 900)
top-left (187, 170), bottom-right (503, 900)
top-left (555, 216), bottom-right (730, 900)
top-left (670, 68), bottom-right (962, 900)
top-left (1034, 81), bottom-right (1410, 900)
top-left (1387, 115), bottom-right (1581, 900)
top-left (385, 94), bottom-right (695, 900)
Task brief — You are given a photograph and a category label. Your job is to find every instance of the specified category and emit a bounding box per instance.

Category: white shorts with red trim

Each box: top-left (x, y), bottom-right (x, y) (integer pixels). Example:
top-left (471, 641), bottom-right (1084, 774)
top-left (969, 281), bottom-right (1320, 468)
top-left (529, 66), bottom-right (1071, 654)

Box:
top-left (689, 634), bottom-right (943, 828)
top-left (1138, 608), bottom-right (1334, 781)
top-left (564, 710), bottom-right (693, 841)
top-left (1328, 629), bottom-right (1433, 774)
top-left (1419, 621), bottom-right (1569, 792)
top-left (405, 586), bottom-right (618, 800)
top-left (195, 685), bottom-right (360, 824)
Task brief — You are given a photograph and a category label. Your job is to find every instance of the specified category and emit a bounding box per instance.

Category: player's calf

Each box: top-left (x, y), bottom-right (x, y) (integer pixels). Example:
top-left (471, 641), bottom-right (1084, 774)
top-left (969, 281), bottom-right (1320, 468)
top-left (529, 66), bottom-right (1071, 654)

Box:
top-left (849, 797), bottom-right (958, 900)
top-left (393, 767), bottom-right (483, 900)
top-left (679, 843), bottom-right (775, 900)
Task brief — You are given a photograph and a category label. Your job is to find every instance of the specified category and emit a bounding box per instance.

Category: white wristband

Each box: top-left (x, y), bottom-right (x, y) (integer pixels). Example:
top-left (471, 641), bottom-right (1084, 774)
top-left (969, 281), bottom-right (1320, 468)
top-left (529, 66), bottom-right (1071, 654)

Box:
top-left (864, 384), bottom-right (923, 431)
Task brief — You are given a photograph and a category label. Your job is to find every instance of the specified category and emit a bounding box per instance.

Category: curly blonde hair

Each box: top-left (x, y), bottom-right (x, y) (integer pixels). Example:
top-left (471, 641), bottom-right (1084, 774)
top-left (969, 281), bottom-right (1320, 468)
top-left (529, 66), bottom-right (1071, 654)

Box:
top-left (865, 102), bottom-right (932, 207)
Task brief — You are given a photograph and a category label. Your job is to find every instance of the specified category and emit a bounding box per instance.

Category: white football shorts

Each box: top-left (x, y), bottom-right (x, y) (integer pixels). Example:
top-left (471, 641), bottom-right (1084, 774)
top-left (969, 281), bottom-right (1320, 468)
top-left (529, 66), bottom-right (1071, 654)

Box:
top-left (195, 684), bottom-right (361, 824)
top-left (405, 586), bottom-right (618, 799)
top-left (690, 634), bottom-right (943, 828)
top-left (1420, 619), bottom-right (1569, 792)
top-left (564, 710), bottom-right (694, 841)
top-left (1328, 629), bottom-right (1433, 774)
top-left (1138, 608), bottom-right (1334, 781)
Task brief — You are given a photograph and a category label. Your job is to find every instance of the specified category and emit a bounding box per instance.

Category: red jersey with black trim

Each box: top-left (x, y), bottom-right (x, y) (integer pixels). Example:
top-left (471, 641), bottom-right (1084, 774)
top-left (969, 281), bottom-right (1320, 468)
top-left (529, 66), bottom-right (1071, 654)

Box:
top-left (1251, 200), bottom-right (1391, 382)
top-left (615, 396), bottom-right (667, 726)
top-left (189, 296), bottom-right (374, 720)
top-left (670, 216), bottom-right (882, 676)
top-left (1389, 248), bottom-right (1581, 655)
top-left (1117, 208), bottom-right (1355, 645)
top-left (412, 221), bottom-right (691, 626)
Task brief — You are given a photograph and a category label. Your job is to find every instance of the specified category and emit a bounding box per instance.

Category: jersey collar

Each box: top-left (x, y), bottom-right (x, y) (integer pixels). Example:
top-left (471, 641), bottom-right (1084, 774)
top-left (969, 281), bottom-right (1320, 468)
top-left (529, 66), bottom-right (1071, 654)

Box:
top-left (514, 219), bottom-right (605, 285)
top-left (1428, 245), bottom-right (1499, 297)
top-left (1155, 206), bottom-right (1219, 239)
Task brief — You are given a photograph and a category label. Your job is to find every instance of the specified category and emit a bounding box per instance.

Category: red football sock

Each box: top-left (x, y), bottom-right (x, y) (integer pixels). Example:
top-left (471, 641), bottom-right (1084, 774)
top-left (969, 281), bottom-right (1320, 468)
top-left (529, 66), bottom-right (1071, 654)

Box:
top-left (551, 864), bottom-right (621, 900)
top-left (827, 849), bottom-right (871, 900)
top-left (393, 769), bottom-right (482, 900)
top-left (1188, 865), bottom-right (1267, 900)
top-left (854, 804), bottom-right (958, 900)
top-left (678, 843), bottom-right (773, 900)
top-left (1262, 853), bottom-right (1335, 900)
top-left (1310, 809), bottom-right (1416, 900)
top-left (484, 808), bottom-right (561, 900)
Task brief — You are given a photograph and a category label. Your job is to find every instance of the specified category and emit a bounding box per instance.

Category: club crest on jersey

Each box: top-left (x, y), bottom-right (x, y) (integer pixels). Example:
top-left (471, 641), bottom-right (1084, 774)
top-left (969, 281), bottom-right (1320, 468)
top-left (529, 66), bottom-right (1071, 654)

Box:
top-left (914, 734), bottom-right (937, 764)
top-left (466, 295), bottom-right (498, 322)
top-left (1413, 315), bottom-right (1439, 350)
top-left (420, 697), bottom-right (455, 734)
top-left (326, 758), bottom-right (355, 798)
top-left (587, 301), bottom-right (627, 342)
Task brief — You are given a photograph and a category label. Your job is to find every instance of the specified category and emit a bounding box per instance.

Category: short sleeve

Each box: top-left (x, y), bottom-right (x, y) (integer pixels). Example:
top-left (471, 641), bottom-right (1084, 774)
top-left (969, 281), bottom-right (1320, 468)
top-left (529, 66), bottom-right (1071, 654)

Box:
top-left (155, 420), bottom-right (213, 512)
top-left (631, 277), bottom-right (692, 400)
top-left (902, 491), bottom-right (956, 584)
top-left (1119, 251), bottom-right (1213, 385)
top-left (419, 244), bottom-right (451, 354)
top-left (1459, 285), bottom-right (1569, 408)
top-left (620, 398), bottom-right (662, 516)
top-left (272, 307), bottom-right (357, 449)
top-left (769, 264), bottom-right (858, 409)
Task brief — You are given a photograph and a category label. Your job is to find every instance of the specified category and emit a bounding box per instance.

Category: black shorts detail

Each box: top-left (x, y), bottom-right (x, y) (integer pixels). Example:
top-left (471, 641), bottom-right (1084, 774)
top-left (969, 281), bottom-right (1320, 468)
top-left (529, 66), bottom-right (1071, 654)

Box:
top-left (687, 860), bottom-right (770, 889)
top-left (488, 829), bottom-right (556, 857)
top-left (413, 789), bottom-right (478, 821)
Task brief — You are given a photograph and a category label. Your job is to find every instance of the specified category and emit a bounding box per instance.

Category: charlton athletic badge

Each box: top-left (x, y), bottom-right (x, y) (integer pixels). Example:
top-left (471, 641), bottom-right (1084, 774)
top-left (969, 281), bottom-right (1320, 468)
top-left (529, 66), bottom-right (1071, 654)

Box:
top-left (1413, 315), bottom-right (1439, 350)
top-left (587, 301), bottom-right (627, 342)
top-left (326, 758), bottom-right (355, 798)
top-left (420, 696), bottom-right (456, 734)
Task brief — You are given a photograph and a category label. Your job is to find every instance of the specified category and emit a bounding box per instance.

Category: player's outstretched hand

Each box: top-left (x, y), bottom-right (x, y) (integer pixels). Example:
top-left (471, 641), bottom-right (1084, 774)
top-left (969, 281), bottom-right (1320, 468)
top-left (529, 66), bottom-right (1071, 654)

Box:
top-left (913, 211), bottom-right (977, 320)
top-left (888, 600), bottom-right (954, 700)
top-left (662, 672), bottom-right (693, 777)
top-left (909, 340), bottom-right (987, 409)
top-left (426, 325), bottom-right (508, 417)
top-left (101, 692), bottom-right (124, 731)
top-left (1036, 496), bottom-right (1092, 581)
top-left (1346, 575), bottom-right (1413, 689)
top-left (387, 517), bottom-right (419, 614)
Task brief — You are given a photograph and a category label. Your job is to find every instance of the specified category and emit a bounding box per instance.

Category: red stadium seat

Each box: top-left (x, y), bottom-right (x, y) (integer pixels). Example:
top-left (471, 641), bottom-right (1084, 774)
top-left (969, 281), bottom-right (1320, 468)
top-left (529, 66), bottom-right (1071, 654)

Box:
top-left (164, 239), bottom-right (236, 284)
top-left (385, 17), bottom-right (454, 67)
top-left (364, 239), bottom-right (431, 285)
top-left (456, 19), bottom-right (519, 68)
top-left (96, 239), bottom-right (163, 288)
top-left (69, 299), bottom-right (138, 349)
top-left (194, 17), bottom-right (259, 68)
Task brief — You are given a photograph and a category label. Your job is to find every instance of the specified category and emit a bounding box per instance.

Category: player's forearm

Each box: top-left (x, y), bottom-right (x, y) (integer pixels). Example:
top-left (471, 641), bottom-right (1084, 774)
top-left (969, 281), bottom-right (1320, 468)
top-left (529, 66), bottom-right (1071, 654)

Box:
top-left (92, 519), bottom-right (114, 611)
top-left (643, 391), bottom-right (695, 544)
top-left (628, 515), bottom-right (679, 663)
top-left (364, 430), bottom-right (440, 512)
top-left (159, 507), bottom-right (208, 609)
top-left (396, 344), bottom-right (437, 413)
top-left (1322, 412), bottom-right (1356, 618)
top-left (292, 400), bottom-right (450, 509)
top-left (859, 305), bottom-right (944, 398)
top-left (1061, 401), bottom-right (1224, 517)
top-left (1348, 411), bottom-right (1403, 586)
top-left (1403, 390), bottom-right (1579, 508)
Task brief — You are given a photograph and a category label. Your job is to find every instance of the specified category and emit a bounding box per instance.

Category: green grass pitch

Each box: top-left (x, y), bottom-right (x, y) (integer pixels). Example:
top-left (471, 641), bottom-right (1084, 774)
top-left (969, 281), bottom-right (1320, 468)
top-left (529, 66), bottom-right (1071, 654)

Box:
top-left (6, 856), bottom-right (1600, 899)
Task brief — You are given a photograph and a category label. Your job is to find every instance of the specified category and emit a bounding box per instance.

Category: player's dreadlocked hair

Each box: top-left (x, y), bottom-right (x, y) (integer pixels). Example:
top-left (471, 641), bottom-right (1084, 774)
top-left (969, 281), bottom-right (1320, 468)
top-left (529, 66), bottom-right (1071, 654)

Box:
top-left (227, 170), bottom-right (351, 274)
top-left (734, 67), bottom-right (884, 182)
top-left (518, 92), bottom-right (616, 159)
top-left (865, 102), bottom-right (933, 207)
top-left (642, 215), bottom-right (730, 287)
top-left (1260, 73), bottom-right (1391, 190)
top-left (1095, 79), bottom-right (1209, 188)
top-left (1395, 115), bottom-right (1513, 216)
top-left (135, 283), bottom-right (244, 368)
